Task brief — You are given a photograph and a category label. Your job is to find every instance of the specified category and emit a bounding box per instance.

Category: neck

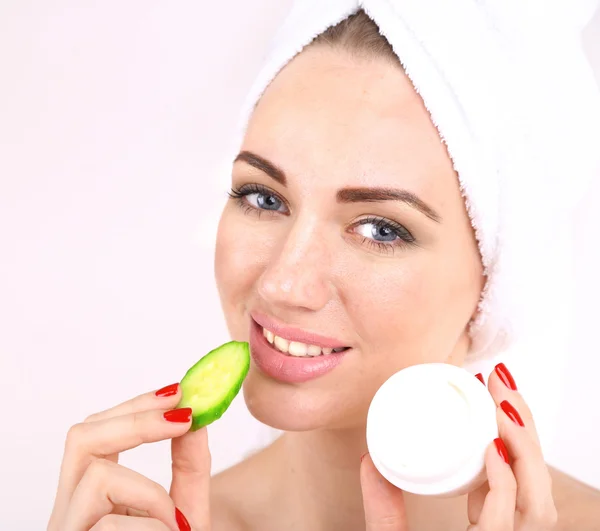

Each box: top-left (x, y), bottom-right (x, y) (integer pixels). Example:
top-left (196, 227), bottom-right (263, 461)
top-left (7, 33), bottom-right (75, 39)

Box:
top-left (264, 427), bottom-right (466, 531)
top-left (268, 426), bottom-right (369, 531)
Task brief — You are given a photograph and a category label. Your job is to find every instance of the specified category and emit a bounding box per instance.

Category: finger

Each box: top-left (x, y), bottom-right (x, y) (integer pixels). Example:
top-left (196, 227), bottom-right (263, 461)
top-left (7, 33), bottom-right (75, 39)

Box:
top-left (360, 453), bottom-right (408, 531)
top-left (63, 458), bottom-right (183, 531)
top-left (487, 363), bottom-right (540, 446)
top-left (50, 386), bottom-right (183, 531)
top-left (90, 514), bottom-right (171, 530)
top-left (84, 384), bottom-right (182, 423)
top-left (469, 438), bottom-right (516, 531)
top-left (496, 402), bottom-right (557, 527)
top-left (52, 407), bottom-right (192, 528)
top-left (170, 427), bottom-right (212, 531)
top-left (467, 479), bottom-right (489, 524)
top-left (66, 406), bottom-right (192, 468)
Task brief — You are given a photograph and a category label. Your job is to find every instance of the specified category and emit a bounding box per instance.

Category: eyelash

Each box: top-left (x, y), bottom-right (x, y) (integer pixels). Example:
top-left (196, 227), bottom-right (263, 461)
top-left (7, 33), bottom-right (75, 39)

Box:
top-left (227, 184), bottom-right (417, 254)
top-left (228, 184), bottom-right (288, 218)
top-left (352, 216), bottom-right (417, 254)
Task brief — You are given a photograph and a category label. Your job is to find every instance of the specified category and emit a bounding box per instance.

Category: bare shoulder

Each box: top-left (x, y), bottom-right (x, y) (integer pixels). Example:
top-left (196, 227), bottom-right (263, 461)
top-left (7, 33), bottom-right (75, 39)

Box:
top-left (211, 491), bottom-right (247, 531)
top-left (210, 462), bottom-right (251, 531)
top-left (549, 466), bottom-right (600, 530)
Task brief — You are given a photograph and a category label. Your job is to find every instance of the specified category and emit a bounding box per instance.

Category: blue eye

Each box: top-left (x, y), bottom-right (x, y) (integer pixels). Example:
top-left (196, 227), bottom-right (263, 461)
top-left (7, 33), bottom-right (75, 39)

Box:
top-left (353, 217), bottom-right (415, 249)
top-left (356, 221), bottom-right (398, 242)
top-left (246, 192), bottom-right (284, 212)
top-left (228, 184), bottom-right (289, 215)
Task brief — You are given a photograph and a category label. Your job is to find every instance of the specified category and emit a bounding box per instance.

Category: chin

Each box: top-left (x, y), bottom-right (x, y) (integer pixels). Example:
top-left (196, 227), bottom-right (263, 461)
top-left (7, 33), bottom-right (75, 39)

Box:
top-left (242, 365), bottom-right (369, 431)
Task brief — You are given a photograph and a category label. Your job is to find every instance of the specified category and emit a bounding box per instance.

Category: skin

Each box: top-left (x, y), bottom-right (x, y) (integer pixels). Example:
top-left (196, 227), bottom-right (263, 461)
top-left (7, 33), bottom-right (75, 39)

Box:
top-left (47, 46), bottom-right (600, 531)
top-left (216, 45), bottom-right (483, 433)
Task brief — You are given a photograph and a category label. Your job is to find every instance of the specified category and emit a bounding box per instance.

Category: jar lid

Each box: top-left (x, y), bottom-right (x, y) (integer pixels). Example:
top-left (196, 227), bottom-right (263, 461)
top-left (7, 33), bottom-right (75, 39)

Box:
top-left (366, 363), bottom-right (498, 495)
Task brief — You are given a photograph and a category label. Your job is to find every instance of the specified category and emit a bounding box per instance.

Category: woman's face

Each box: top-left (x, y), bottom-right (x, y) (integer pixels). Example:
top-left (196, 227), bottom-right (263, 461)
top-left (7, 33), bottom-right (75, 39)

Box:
top-left (215, 46), bottom-right (484, 431)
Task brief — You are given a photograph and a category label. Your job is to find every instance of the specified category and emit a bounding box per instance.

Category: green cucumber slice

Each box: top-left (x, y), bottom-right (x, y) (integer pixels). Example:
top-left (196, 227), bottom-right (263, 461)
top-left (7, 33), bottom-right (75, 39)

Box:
top-left (177, 340), bottom-right (250, 431)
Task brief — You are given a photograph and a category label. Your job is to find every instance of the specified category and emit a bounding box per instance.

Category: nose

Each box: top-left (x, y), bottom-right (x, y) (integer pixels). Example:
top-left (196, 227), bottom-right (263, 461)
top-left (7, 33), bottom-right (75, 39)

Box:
top-left (257, 220), bottom-right (332, 312)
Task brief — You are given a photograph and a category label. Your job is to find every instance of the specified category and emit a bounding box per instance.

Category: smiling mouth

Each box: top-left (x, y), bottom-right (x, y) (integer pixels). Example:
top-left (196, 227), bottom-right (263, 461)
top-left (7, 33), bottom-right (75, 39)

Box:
top-left (260, 326), bottom-right (350, 357)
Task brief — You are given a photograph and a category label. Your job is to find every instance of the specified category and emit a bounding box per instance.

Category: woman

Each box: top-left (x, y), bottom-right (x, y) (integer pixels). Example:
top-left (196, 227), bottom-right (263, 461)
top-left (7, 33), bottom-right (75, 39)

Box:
top-left (47, 6), bottom-right (600, 531)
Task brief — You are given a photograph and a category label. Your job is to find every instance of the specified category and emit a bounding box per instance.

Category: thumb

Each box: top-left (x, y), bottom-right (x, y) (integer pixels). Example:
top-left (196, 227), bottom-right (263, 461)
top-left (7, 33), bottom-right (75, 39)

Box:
top-left (361, 453), bottom-right (408, 531)
top-left (170, 427), bottom-right (212, 531)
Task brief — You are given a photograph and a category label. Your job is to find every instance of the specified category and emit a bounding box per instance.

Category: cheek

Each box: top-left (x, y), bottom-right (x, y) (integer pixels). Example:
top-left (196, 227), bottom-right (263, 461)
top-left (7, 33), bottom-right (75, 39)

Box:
top-left (347, 261), bottom-right (433, 352)
top-left (345, 255), bottom-right (478, 364)
top-left (215, 206), bottom-right (288, 334)
top-left (215, 207), bottom-right (264, 331)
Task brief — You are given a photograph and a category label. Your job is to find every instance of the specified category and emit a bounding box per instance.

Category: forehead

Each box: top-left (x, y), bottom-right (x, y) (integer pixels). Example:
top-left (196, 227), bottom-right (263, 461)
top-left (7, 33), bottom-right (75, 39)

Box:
top-left (242, 46), bottom-right (457, 197)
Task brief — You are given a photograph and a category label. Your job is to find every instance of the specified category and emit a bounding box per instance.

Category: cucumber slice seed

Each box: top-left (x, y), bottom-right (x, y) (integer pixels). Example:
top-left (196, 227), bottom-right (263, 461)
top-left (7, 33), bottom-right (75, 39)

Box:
top-left (177, 341), bottom-right (250, 431)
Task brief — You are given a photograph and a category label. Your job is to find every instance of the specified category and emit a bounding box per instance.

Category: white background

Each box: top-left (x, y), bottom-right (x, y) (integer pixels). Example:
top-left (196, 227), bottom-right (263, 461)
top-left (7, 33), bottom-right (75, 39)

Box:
top-left (1, 2), bottom-right (599, 529)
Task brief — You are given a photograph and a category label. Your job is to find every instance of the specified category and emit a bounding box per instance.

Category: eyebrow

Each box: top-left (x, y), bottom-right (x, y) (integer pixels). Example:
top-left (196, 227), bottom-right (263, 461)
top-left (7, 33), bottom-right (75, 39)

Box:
top-left (233, 150), bottom-right (441, 223)
top-left (234, 150), bottom-right (287, 186)
top-left (337, 188), bottom-right (441, 223)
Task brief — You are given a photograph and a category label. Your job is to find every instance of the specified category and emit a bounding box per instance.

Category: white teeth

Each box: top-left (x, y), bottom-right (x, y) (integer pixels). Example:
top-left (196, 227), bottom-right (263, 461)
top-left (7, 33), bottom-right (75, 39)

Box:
top-left (288, 341), bottom-right (308, 357)
top-left (307, 345), bottom-right (322, 357)
top-left (273, 335), bottom-right (289, 353)
top-left (262, 327), bottom-right (345, 357)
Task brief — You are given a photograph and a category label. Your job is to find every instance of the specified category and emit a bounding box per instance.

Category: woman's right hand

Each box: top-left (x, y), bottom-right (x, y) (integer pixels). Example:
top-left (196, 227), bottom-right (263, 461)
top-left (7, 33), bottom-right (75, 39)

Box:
top-left (47, 383), bottom-right (211, 531)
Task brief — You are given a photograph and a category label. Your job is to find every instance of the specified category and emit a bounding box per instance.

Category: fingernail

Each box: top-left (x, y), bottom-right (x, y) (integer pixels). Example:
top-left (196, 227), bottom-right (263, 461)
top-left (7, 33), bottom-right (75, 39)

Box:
top-left (360, 452), bottom-right (368, 462)
top-left (155, 383), bottom-right (179, 397)
top-left (500, 400), bottom-right (525, 427)
top-left (164, 407), bottom-right (192, 423)
top-left (175, 507), bottom-right (191, 531)
top-left (494, 438), bottom-right (510, 464)
top-left (475, 373), bottom-right (485, 385)
top-left (494, 362), bottom-right (517, 391)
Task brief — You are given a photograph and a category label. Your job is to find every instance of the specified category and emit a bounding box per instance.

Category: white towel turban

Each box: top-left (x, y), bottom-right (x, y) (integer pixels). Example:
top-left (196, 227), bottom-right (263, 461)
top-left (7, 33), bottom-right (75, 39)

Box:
top-left (232, 0), bottom-right (600, 360)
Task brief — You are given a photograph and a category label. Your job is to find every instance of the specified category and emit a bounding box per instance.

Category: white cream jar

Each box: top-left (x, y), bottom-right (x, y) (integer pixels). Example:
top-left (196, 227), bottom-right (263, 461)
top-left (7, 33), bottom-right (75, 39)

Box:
top-left (366, 363), bottom-right (498, 497)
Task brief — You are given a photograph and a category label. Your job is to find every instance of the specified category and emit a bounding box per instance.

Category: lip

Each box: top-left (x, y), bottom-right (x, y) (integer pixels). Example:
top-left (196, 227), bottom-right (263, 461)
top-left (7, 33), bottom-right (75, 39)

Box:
top-left (251, 311), bottom-right (349, 349)
top-left (249, 318), bottom-right (349, 384)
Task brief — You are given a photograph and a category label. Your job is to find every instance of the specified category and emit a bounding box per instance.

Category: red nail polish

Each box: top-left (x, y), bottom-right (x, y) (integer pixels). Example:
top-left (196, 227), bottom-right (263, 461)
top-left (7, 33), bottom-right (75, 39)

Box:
top-left (494, 438), bottom-right (510, 464)
top-left (175, 507), bottom-right (191, 531)
top-left (475, 373), bottom-right (485, 385)
top-left (494, 362), bottom-right (517, 391)
top-left (500, 400), bottom-right (525, 427)
top-left (164, 407), bottom-right (192, 423)
top-left (155, 383), bottom-right (179, 397)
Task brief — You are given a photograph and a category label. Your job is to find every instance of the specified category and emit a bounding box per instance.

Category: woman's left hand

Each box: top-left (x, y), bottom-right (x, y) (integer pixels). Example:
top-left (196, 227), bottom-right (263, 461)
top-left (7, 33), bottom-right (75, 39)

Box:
top-left (360, 362), bottom-right (558, 531)
top-left (466, 363), bottom-right (558, 530)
